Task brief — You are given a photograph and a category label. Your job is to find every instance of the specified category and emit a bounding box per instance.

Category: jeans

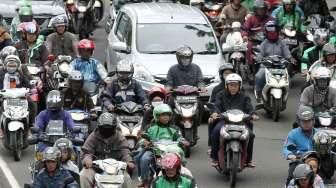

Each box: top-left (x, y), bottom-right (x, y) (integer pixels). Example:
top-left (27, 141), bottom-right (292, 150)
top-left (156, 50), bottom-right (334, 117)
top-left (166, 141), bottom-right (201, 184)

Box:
top-left (255, 65), bottom-right (266, 92)
top-left (211, 120), bottom-right (255, 162)
top-left (134, 149), bottom-right (155, 181)
top-left (83, 81), bottom-right (98, 96)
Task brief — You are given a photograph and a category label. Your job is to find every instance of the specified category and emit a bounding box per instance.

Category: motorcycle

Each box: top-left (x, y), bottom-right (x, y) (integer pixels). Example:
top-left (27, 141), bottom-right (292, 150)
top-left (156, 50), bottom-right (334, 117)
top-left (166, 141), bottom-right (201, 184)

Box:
top-left (115, 101), bottom-right (143, 150)
top-left (0, 88), bottom-right (30, 161)
top-left (203, 2), bottom-right (224, 27)
top-left (74, 0), bottom-right (96, 39)
top-left (93, 0), bottom-right (104, 25)
top-left (215, 109), bottom-right (251, 188)
top-left (26, 64), bottom-right (44, 115)
top-left (46, 55), bottom-right (72, 91)
top-left (68, 109), bottom-right (91, 140)
top-left (171, 85), bottom-right (200, 158)
top-left (255, 55), bottom-right (289, 122)
top-left (93, 158), bottom-right (128, 188)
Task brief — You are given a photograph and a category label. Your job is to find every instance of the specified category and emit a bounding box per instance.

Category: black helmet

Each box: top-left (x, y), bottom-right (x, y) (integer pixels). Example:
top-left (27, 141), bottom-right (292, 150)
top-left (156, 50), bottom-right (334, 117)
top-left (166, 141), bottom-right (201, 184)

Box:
top-left (46, 90), bottom-right (63, 111)
top-left (297, 106), bottom-right (314, 121)
top-left (322, 43), bottom-right (336, 57)
top-left (69, 70), bottom-right (83, 91)
top-left (253, 0), bottom-right (267, 11)
top-left (218, 63), bottom-right (234, 81)
top-left (293, 164), bottom-right (315, 185)
top-left (176, 46), bottom-right (193, 67)
top-left (97, 112), bottom-right (117, 138)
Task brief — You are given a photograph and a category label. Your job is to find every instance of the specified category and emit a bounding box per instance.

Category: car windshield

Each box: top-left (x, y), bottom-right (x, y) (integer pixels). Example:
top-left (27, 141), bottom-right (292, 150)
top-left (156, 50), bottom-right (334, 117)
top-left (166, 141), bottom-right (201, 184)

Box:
top-left (136, 23), bottom-right (218, 54)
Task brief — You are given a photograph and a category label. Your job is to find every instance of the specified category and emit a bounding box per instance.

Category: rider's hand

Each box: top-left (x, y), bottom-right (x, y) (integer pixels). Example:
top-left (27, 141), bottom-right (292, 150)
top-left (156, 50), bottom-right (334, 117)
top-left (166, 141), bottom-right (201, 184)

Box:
top-left (107, 104), bottom-right (115, 112)
top-left (143, 139), bottom-right (151, 148)
top-left (243, 36), bottom-right (248, 42)
top-left (287, 154), bottom-right (297, 161)
top-left (127, 162), bottom-right (135, 170)
top-left (83, 156), bottom-right (93, 168)
top-left (301, 70), bottom-right (308, 77)
top-left (144, 104), bottom-right (151, 111)
top-left (290, 58), bottom-right (297, 65)
top-left (252, 114), bottom-right (260, 121)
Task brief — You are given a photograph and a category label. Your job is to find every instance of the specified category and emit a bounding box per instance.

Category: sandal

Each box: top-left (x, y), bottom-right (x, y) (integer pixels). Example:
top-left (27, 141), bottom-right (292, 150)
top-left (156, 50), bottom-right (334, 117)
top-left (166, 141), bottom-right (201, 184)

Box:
top-left (245, 161), bottom-right (256, 168)
top-left (211, 159), bottom-right (219, 167)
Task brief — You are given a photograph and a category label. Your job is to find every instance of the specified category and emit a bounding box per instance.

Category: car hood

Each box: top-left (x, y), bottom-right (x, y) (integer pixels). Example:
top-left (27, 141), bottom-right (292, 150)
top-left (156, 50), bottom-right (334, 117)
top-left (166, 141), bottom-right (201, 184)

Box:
top-left (0, 0), bottom-right (65, 18)
top-left (134, 53), bottom-right (223, 78)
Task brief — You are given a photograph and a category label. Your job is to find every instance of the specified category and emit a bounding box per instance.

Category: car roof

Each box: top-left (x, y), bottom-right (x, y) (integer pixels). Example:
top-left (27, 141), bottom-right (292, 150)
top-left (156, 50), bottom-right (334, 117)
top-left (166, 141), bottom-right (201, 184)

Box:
top-left (122, 3), bottom-right (208, 24)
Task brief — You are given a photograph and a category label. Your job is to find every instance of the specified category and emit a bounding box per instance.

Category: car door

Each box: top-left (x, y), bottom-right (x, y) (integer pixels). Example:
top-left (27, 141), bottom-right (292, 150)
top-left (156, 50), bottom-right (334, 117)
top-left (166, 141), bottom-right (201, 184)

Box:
top-left (107, 11), bottom-right (132, 72)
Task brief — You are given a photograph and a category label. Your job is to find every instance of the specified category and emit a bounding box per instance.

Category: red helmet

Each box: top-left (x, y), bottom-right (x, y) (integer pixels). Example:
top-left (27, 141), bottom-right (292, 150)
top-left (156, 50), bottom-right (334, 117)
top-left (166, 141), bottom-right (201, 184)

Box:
top-left (161, 153), bottom-right (181, 170)
top-left (77, 39), bottom-right (95, 50)
top-left (148, 87), bottom-right (166, 101)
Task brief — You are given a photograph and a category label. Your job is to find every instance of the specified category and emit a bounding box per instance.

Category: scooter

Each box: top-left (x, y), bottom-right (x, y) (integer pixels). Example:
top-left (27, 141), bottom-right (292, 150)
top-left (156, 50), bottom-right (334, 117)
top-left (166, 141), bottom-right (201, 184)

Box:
top-left (216, 109), bottom-right (251, 188)
top-left (46, 55), bottom-right (72, 91)
top-left (115, 101), bottom-right (143, 150)
top-left (26, 64), bottom-right (43, 115)
top-left (255, 55), bottom-right (289, 122)
top-left (171, 85), bottom-right (200, 158)
top-left (75, 0), bottom-right (96, 39)
top-left (0, 88), bottom-right (30, 161)
top-left (68, 109), bottom-right (92, 140)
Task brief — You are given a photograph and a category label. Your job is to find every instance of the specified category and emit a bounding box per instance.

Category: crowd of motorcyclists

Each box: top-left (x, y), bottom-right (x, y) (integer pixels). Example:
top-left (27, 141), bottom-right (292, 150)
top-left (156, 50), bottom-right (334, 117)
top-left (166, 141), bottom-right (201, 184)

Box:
top-left (0, 0), bottom-right (334, 187)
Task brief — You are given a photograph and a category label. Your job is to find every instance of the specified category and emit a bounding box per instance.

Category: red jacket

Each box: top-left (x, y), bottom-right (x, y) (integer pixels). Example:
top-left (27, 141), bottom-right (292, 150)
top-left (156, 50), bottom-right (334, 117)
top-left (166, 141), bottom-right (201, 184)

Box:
top-left (242, 14), bottom-right (273, 38)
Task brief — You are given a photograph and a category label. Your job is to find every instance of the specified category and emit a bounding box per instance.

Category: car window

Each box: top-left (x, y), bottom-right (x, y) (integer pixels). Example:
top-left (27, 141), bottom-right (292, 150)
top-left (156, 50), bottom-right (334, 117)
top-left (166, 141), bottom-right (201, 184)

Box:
top-left (115, 12), bottom-right (131, 43)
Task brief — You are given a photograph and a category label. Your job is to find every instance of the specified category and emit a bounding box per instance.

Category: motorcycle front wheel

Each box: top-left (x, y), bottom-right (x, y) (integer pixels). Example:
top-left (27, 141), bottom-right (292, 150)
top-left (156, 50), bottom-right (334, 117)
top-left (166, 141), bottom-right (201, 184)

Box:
top-left (10, 130), bottom-right (22, 161)
top-left (272, 98), bottom-right (281, 122)
top-left (230, 151), bottom-right (239, 188)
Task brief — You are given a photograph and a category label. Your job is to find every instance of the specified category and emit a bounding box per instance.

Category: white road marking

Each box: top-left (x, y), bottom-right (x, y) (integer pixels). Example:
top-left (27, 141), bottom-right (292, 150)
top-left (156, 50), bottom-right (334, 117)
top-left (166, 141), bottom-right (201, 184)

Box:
top-left (0, 156), bottom-right (21, 188)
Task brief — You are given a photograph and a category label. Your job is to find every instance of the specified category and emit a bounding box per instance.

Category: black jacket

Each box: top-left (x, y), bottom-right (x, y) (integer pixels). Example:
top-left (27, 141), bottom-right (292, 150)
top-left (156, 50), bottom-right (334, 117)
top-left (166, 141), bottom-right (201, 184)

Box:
top-left (215, 90), bottom-right (254, 114)
top-left (166, 63), bottom-right (204, 88)
top-left (62, 88), bottom-right (94, 111)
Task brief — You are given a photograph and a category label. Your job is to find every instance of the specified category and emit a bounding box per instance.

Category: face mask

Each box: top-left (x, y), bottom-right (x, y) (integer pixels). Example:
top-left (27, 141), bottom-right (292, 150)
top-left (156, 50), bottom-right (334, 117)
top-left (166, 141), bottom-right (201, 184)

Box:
top-left (266, 32), bottom-right (279, 41)
top-left (180, 57), bottom-right (192, 67)
top-left (99, 127), bottom-right (115, 138)
top-left (151, 101), bottom-right (163, 108)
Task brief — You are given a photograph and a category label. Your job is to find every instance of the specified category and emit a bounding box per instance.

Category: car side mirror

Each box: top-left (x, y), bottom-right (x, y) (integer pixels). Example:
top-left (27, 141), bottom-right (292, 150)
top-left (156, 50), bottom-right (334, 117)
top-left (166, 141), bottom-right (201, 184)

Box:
top-left (111, 41), bottom-right (130, 54)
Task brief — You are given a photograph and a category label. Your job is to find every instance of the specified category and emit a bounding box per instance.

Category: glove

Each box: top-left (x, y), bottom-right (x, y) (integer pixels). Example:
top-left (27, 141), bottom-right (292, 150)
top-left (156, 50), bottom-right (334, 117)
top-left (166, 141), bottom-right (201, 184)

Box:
top-left (287, 154), bottom-right (297, 161)
top-left (83, 156), bottom-right (93, 168)
top-left (144, 104), bottom-right (151, 111)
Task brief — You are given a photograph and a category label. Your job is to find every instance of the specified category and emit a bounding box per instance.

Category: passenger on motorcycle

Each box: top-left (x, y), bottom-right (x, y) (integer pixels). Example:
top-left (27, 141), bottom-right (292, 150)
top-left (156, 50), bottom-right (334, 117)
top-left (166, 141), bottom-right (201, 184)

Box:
top-left (141, 86), bottom-right (166, 131)
top-left (46, 15), bottom-right (78, 58)
top-left (287, 163), bottom-right (324, 188)
top-left (135, 104), bottom-right (188, 188)
top-left (102, 58), bottom-right (149, 112)
top-left (80, 112), bottom-right (134, 188)
top-left (301, 151), bottom-right (324, 187)
top-left (62, 70), bottom-right (94, 111)
top-left (283, 106), bottom-right (317, 186)
top-left (166, 46), bottom-right (205, 92)
top-left (54, 138), bottom-right (79, 175)
top-left (242, 0), bottom-right (273, 72)
top-left (210, 73), bottom-right (257, 167)
top-left (32, 147), bottom-right (79, 188)
top-left (272, 0), bottom-right (305, 33)
top-left (0, 46), bottom-right (19, 82)
top-left (254, 20), bottom-right (292, 104)
top-left (300, 67), bottom-right (336, 113)
top-left (152, 153), bottom-right (197, 188)
top-left (0, 26), bottom-right (12, 51)
top-left (298, 0), bottom-right (330, 17)
top-left (301, 29), bottom-right (329, 76)
top-left (10, 3), bottom-right (34, 42)
top-left (35, 90), bottom-right (76, 152)
top-left (0, 55), bottom-right (29, 89)
top-left (69, 39), bottom-right (109, 96)
top-left (309, 44), bottom-right (336, 79)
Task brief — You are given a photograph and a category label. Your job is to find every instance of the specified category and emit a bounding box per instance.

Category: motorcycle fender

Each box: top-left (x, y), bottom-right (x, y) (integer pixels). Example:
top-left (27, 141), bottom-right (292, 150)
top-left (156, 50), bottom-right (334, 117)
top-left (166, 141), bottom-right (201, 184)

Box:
top-left (270, 88), bottom-right (282, 99)
top-left (93, 0), bottom-right (102, 7)
top-left (8, 121), bottom-right (24, 132)
top-left (227, 141), bottom-right (241, 152)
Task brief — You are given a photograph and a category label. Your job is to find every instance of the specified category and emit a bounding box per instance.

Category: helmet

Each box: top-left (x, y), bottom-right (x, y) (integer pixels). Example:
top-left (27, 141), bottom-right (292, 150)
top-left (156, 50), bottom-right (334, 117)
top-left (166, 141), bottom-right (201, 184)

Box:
top-left (297, 106), bottom-right (314, 121)
top-left (313, 131), bottom-right (332, 155)
top-left (24, 21), bottom-right (38, 35)
top-left (225, 73), bottom-right (242, 89)
top-left (161, 153), bottom-right (182, 170)
top-left (52, 15), bottom-right (68, 28)
top-left (4, 55), bottom-right (21, 74)
top-left (265, 20), bottom-right (279, 32)
top-left (42, 147), bottom-right (61, 162)
top-left (313, 29), bottom-right (329, 46)
top-left (78, 39), bottom-right (95, 50)
top-left (282, 0), bottom-right (295, 4)
top-left (46, 90), bottom-right (63, 111)
top-left (0, 46), bottom-right (18, 61)
top-left (148, 87), bottom-right (166, 102)
top-left (97, 112), bottom-right (117, 128)
top-left (231, 22), bottom-right (241, 32)
top-left (69, 70), bottom-right (83, 91)
top-left (176, 46), bottom-right (193, 67)
top-left (293, 164), bottom-right (315, 184)
top-left (301, 151), bottom-right (320, 164)
top-left (218, 63), bottom-right (234, 81)
top-left (54, 138), bottom-right (73, 149)
top-left (311, 67), bottom-right (331, 89)
top-left (153, 104), bottom-right (172, 121)
top-left (116, 58), bottom-right (134, 85)
top-left (322, 43), bottom-right (336, 57)
top-left (253, 0), bottom-right (267, 10)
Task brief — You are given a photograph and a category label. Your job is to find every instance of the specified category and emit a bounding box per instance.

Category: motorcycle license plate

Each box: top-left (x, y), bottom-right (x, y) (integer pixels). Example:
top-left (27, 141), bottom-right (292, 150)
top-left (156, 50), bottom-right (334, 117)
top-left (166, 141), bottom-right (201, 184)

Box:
top-left (284, 38), bottom-right (297, 45)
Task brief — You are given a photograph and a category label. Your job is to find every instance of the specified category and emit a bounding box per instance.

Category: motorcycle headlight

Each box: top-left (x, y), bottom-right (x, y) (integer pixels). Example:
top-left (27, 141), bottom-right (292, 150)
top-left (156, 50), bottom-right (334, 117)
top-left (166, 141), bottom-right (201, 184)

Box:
top-left (78, 6), bottom-right (87, 12)
top-left (59, 62), bottom-right (70, 75)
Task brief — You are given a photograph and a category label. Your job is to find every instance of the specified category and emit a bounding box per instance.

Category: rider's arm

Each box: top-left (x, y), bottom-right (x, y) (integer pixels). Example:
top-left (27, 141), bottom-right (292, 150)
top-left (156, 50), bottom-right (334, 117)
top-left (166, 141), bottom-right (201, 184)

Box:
top-left (282, 132), bottom-right (296, 159)
top-left (295, 5), bottom-right (304, 18)
top-left (196, 65), bottom-right (205, 88)
top-left (241, 16), bottom-right (252, 38)
top-left (166, 67), bottom-right (175, 89)
top-left (85, 93), bottom-right (95, 110)
top-left (117, 133), bottom-right (133, 163)
top-left (243, 95), bottom-right (254, 114)
top-left (214, 92), bottom-right (225, 113)
top-left (101, 84), bottom-right (115, 108)
top-left (64, 111), bottom-right (75, 130)
top-left (32, 173), bottom-right (45, 188)
top-left (280, 40), bottom-right (292, 60)
top-left (96, 61), bottom-right (108, 81)
top-left (71, 34), bottom-right (79, 57)
top-left (271, 6), bottom-right (281, 18)
top-left (35, 111), bottom-right (47, 133)
top-left (80, 133), bottom-right (96, 161)
top-left (40, 45), bottom-right (49, 66)
top-left (45, 34), bottom-right (53, 53)
top-left (134, 81), bottom-right (148, 105)
top-left (299, 86), bottom-right (311, 107)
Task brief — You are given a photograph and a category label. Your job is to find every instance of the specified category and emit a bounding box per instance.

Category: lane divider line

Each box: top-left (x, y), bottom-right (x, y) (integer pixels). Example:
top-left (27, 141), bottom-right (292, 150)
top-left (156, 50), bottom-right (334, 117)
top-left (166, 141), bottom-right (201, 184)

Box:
top-left (0, 156), bottom-right (21, 188)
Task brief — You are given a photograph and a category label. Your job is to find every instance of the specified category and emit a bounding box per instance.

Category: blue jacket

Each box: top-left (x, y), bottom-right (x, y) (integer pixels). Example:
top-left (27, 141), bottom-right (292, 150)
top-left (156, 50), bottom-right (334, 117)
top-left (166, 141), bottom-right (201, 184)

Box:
top-left (282, 127), bottom-right (317, 159)
top-left (70, 57), bottom-right (107, 83)
top-left (32, 167), bottom-right (79, 188)
top-left (35, 110), bottom-right (75, 151)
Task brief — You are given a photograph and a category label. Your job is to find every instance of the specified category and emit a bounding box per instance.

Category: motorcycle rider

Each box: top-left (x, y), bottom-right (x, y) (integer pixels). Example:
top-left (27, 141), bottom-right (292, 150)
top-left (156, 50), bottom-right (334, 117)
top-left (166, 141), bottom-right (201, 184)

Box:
top-left (54, 138), bottom-right (79, 177)
top-left (271, 0), bottom-right (304, 19)
top-left (254, 20), bottom-right (292, 104)
top-left (46, 15), bottom-right (78, 58)
top-left (152, 153), bottom-right (197, 188)
top-left (135, 104), bottom-right (188, 188)
top-left (141, 86), bottom-right (166, 131)
top-left (210, 73), bottom-right (257, 167)
top-left (242, 0), bottom-right (273, 75)
top-left (287, 163), bottom-right (324, 188)
top-left (32, 147), bottom-right (79, 188)
top-left (80, 112), bottom-right (134, 188)
top-left (308, 44), bottom-right (336, 79)
top-left (300, 67), bottom-right (336, 113)
top-left (10, 3), bottom-right (34, 42)
top-left (301, 151), bottom-right (324, 187)
top-left (102, 58), bottom-right (149, 112)
top-left (35, 90), bottom-right (76, 152)
top-left (301, 29), bottom-right (329, 76)
top-left (0, 55), bottom-right (29, 89)
top-left (298, 0), bottom-right (330, 18)
top-left (69, 39), bottom-right (109, 96)
top-left (62, 70), bottom-right (94, 111)
top-left (0, 46), bottom-right (19, 77)
top-left (282, 106), bottom-right (317, 186)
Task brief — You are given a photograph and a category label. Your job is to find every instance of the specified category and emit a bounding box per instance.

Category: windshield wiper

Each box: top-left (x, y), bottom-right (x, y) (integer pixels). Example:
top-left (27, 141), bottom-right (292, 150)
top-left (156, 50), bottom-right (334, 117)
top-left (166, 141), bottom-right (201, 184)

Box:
top-left (195, 51), bottom-right (217, 54)
top-left (145, 50), bottom-right (176, 54)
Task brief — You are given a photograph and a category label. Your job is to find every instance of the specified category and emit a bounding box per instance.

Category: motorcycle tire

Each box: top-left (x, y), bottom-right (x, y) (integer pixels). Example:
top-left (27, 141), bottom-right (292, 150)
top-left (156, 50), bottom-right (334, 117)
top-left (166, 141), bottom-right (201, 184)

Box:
top-left (184, 128), bottom-right (193, 158)
top-left (94, 7), bottom-right (101, 25)
top-left (272, 99), bottom-right (281, 122)
top-left (230, 151), bottom-right (239, 188)
top-left (10, 131), bottom-right (22, 161)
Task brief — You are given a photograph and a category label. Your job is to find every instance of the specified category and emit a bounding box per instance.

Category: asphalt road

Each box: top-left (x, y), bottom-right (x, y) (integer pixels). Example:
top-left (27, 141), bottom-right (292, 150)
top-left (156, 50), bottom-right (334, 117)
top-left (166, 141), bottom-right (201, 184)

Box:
top-left (0, 0), bottom-right (336, 187)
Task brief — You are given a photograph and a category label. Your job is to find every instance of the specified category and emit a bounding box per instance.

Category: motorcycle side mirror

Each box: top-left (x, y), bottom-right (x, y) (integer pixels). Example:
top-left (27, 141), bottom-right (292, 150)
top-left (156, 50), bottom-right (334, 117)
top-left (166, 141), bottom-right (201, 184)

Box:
top-left (303, 20), bottom-right (311, 26)
top-left (108, 71), bottom-right (116, 77)
top-left (30, 127), bottom-right (40, 133)
top-left (111, 42), bottom-right (130, 54)
top-left (287, 144), bottom-right (297, 152)
top-left (72, 127), bottom-right (81, 134)
top-left (27, 136), bottom-right (39, 145)
top-left (71, 138), bottom-right (84, 146)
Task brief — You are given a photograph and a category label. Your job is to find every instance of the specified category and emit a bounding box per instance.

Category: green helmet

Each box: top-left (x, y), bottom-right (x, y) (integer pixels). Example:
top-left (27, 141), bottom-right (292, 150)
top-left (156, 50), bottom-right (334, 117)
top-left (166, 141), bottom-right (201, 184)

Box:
top-left (19, 6), bottom-right (33, 16)
top-left (153, 104), bottom-right (172, 121)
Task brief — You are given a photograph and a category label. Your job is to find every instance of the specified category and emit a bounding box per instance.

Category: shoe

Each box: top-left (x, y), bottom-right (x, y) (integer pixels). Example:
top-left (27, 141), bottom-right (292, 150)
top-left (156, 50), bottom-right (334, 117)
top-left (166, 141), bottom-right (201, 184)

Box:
top-left (207, 148), bottom-right (211, 155)
top-left (245, 161), bottom-right (256, 168)
top-left (210, 159), bottom-right (219, 167)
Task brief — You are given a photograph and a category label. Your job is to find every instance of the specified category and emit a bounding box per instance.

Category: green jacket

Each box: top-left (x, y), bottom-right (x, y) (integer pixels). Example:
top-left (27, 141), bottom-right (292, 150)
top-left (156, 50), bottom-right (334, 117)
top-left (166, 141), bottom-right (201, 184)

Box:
top-left (152, 174), bottom-right (196, 188)
top-left (145, 123), bottom-right (183, 142)
top-left (330, 36), bottom-right (336, 46)
top-left (301, 46), bottom-right (323, 71)
top-left (275, 9), bottom-right (304, 32)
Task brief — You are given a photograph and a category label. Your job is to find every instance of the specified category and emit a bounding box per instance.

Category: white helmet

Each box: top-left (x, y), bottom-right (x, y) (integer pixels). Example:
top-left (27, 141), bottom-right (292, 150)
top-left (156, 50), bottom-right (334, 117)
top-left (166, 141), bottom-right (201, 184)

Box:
top-left (225, 73), bottom-right (242, 89)
top-left (311, 67), bottom-right (331, 89)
